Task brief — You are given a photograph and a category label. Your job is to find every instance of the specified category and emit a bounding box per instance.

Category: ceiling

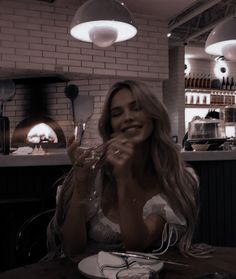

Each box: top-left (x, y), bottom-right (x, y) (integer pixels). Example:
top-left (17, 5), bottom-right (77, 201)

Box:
top-left (1, 0), bottom-right (236, 80)
top-left (122, 0), bottom-right (199, 20)
top-left (122, 0), bottom-right (236, 60)
top-left (55, 0), bottom-right (236, 60)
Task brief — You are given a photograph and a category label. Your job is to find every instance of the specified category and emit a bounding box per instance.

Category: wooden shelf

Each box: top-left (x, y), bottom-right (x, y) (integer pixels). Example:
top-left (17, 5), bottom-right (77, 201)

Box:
top-left (185, 88), bottom-right (236, 93)
top-left (185, 88), bottom-right (236, 107)
top-left (185, 104), bottom-right (225, 108)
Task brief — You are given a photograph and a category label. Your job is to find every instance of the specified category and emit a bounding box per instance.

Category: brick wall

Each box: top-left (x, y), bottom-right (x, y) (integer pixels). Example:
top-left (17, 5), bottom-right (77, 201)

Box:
top-left (4, 78), bottom-right (162, 146)
top-left (0, 0), bottom-right (168, 80)
top-left (0, 0), bottom-right (168, 147)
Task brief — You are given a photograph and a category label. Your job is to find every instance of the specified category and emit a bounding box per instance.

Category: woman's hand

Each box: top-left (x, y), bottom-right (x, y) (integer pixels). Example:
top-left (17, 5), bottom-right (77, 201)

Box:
top-left (67, 138), bottom-right (105, 181)
top-left (106, 134), bottom-right (134, 178)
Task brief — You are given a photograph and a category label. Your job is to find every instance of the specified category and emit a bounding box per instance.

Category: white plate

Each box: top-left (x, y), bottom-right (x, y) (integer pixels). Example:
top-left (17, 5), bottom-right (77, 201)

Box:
top-left (78, 254), bottom-right (164, 279)
top-left (78, 254), bottom-right (104, 279)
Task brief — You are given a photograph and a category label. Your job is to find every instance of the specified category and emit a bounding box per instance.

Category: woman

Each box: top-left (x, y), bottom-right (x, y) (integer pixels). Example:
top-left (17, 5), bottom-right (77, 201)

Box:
top-left (47, 80), bottom-right (203, 259)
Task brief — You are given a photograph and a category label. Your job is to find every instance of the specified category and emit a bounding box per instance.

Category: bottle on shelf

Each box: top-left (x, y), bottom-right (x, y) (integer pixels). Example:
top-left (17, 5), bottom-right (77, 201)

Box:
top-left (206, 74), bottom-right (211, 88)
top-left (199, 73), bottom-right (204, 88)
top-left (185, 94), bottom-right (188, 104)
top-left (230, 77), bottom-right (235, 90)
top-left (190, 95), bottom-right (194, 104)
top-left (230, 93), bottom-right (235, 105)
top-left (229, 93), bottom-right (234, 105)
top-left (221, 76), bottom-right (226, 90)
top-left (220, 92), bottom-right (224, 105)
top-left (225, 93), bottom-right (230, 105)
top-left (196, 94), bottom-right (200, 104)
top-left (226, 76), bottom-right (230, 90)
top-left (187, 73), bottom-right (192, 88)
top-left (217, 92), bottom-right (221, 105)
top-left (203, 74), bottom-right (208, 89)
top-left (195, 74), bottom-right (200, 88)
top-left (211, 92), bottom-right (215, 105)
top-left (191, 73), bottom-right (195, 88)
top-left (185, 74), bottom-right (188, 88)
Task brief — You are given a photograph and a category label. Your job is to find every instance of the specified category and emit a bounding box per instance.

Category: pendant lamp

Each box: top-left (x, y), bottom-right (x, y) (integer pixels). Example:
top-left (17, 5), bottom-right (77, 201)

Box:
top-left (205, 16), bottom-right (236, 61)
top-left (70, 0), bottom-right (137, 48)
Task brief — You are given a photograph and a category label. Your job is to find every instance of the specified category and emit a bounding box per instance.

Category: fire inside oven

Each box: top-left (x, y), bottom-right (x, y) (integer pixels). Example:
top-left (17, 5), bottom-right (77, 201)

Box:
top-left (27, 123), bottom-right (58, 144)
top-left (11, 116), bottom-right (66, 148)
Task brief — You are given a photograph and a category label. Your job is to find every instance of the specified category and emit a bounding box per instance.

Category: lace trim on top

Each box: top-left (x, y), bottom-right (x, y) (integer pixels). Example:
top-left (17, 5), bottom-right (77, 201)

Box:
top-left (88, 191), bottom-right (186, 248)
top-left (56, 173), bottom-right (187, 251)
top-left (142, 194), bottom-right (186, 254)
top-left (143, 194), bottom-right (186, 226)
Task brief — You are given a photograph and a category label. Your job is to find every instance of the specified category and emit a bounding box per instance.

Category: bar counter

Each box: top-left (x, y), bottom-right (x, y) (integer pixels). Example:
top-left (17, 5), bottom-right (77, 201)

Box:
top-left (0, 149), bottom-right (71, 167)
top-left (1, 149), bottom-right (236, 167)
top-left (0, 149), bottom-right (235, 271)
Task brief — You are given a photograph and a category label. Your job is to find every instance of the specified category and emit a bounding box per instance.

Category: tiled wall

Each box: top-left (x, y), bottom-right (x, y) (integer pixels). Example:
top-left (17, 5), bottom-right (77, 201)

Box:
top-left (0, 0), bottom-right (168, 80)
top-left (0, 0), bottom-right (169, 147)
top-left (5, 78), bottom-right (162, 146)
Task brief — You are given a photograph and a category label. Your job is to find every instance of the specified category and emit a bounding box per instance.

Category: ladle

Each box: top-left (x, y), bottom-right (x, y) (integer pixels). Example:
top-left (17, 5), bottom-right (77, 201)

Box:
top-left (64, 84), bottom-right (79, 126)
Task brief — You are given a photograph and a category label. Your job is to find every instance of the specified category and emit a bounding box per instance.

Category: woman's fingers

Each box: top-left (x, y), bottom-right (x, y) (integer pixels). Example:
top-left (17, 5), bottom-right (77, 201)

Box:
top-left (107, 134), bottom-right (133, 155)
top-left (74, 146), bottom-right (106, 172)
top-left (106, 135), bottom-right (134, 170)
top-left (67, 137), bottom-right (107, 172)
top-left (107, 142), bottom-right (133, 159)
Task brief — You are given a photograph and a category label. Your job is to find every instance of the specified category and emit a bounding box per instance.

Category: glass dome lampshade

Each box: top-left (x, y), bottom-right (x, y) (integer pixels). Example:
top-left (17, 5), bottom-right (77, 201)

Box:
top-left (205, 17), bottom-right (236, 61)
top-left (70, 0), bottom-right (137, 48)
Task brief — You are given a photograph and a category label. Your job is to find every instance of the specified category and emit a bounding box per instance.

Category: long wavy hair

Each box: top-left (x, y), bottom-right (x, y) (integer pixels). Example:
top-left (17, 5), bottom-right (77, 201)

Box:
top-left (47, 80), bottom-right (207, 259)
top-left (98, 80), bottom-right (200, 256)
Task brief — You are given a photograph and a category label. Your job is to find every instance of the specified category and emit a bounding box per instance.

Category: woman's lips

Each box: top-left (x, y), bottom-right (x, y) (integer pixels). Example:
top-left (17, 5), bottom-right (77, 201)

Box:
top-left (123, 126), bottom-right (141, 136)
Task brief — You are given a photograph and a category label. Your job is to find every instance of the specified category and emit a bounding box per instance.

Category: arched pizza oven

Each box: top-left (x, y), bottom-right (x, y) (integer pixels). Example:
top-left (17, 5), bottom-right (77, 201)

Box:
top-left (11, 116), bottom-right (66, 148)
top-left (11, 77), bottom-right (67, 149)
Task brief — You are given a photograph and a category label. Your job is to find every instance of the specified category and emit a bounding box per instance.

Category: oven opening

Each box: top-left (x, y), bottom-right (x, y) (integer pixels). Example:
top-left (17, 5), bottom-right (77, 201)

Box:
top-left (11, 116), bottom-right (66, 149)
top-left (27, 123), bottom-right (58, 144)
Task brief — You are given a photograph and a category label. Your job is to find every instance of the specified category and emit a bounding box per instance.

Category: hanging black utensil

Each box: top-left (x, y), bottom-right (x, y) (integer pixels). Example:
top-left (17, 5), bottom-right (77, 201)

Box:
top-left (0, 80), bottom-right (14, 154)
top-left (0, 79), bottom-right (15, 102)
top-left (0, 79), bottom-right (15, 117)
top-left (64, 84), bottom-right (79, 127)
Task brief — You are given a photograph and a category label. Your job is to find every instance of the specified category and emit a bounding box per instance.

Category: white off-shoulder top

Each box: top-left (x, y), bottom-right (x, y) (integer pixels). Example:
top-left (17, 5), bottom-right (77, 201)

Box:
top-left (56, 171), bottom-right (189, 253)
top-left (86, 173), bottom-right (187, 254)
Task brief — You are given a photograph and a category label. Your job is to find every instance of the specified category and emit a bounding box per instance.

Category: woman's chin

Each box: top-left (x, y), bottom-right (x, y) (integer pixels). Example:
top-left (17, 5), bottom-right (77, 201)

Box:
top-left (124, 135), bottom-right (145, 144)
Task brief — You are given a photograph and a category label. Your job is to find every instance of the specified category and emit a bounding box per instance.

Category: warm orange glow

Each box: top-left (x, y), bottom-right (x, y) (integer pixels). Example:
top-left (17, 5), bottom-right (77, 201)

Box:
top-left (27, 123), bottom-right (58, 144)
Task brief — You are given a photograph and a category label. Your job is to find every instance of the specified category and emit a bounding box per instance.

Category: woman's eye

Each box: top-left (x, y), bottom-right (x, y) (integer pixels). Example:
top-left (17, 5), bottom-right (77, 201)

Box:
top-left (111, 109), bottom-right (122, 117)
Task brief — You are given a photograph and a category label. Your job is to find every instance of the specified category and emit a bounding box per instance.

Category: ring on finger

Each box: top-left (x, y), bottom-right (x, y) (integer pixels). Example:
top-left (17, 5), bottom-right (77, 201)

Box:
top-left (114, 149), bottom-right (121, 155)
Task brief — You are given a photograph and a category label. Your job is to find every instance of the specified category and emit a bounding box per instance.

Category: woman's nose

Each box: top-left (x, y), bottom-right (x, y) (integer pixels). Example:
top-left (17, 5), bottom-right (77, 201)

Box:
top-left (123, 109), bottom-right (134, 121)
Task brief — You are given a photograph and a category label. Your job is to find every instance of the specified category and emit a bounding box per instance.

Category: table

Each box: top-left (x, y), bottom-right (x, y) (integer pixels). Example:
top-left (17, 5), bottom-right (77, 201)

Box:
top-left (0, 247), bottom-right (236, 279)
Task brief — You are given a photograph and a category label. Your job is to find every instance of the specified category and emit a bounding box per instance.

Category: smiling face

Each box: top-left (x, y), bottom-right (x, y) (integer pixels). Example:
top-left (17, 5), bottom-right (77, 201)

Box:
top-left (110, 88), bottom-right (153, 144)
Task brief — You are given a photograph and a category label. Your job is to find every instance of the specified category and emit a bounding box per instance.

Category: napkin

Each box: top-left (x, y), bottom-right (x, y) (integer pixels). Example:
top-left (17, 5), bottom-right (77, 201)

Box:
top-left (12, 146), bottom-right (33, 155)
top-left (97, 251), bottom-right (160, 279)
